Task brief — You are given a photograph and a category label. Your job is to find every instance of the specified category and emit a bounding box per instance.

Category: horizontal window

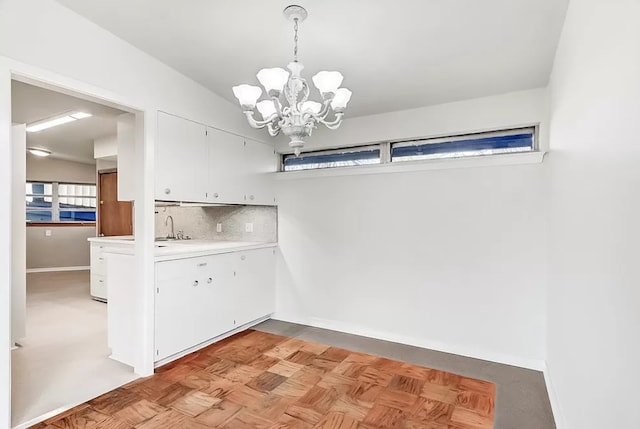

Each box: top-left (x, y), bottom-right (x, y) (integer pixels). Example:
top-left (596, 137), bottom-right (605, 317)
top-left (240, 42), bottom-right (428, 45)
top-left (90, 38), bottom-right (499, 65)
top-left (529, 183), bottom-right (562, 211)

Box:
top-left (283, 146), bottom-right (381, 171)
top-left (26, 182), bottom-right (96, 223)
top-left (280, 127), bottom-right (537, 172)
top-left (391, 128), bottom-right (535, 162)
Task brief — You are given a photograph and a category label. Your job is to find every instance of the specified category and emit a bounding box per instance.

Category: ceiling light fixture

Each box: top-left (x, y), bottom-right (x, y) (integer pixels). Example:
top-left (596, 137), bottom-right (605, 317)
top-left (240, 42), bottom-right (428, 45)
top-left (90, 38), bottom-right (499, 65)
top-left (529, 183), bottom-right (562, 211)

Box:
top-left (27, 147), bottom-right (51, 157)
top-left (232, 5), bottom-right (352, 156)
top-left (26, 111), bottom-right (93, 133)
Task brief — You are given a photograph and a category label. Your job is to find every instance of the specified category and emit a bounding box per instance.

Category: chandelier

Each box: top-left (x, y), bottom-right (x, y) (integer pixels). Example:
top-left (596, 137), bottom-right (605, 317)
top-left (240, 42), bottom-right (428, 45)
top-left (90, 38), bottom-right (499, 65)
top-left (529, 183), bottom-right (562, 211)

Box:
top-left (232, 5), bottom-right (352, 156)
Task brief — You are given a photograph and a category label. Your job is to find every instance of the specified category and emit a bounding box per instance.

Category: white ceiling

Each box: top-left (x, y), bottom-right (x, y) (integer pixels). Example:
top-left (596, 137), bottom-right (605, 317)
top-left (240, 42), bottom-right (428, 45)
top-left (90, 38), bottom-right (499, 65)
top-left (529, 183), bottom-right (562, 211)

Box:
top-left (56, 0), bottom-right (568, 118)
top-left (11, 81), bottom-right (126, 164)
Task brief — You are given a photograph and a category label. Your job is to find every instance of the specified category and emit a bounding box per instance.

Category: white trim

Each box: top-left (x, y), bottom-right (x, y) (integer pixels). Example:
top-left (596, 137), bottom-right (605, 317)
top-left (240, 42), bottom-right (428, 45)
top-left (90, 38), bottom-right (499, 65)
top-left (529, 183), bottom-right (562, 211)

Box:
top-left (273, 313), bottom-right (546, 371)
top-left (543, 363), bottom-right (566, 429)
top-left (1, 56), bottom-right (155, 427)
top-left (276, 151), bottom-right (546, 180)
top-left (26, 266), bottom-right (89, 273)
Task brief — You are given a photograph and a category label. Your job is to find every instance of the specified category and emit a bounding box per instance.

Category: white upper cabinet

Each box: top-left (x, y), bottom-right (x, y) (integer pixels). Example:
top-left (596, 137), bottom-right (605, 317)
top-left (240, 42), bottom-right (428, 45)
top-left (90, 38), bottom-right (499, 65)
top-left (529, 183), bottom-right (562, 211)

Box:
top-left (156, 112), bottom-right (208, 202)
top-left (156, 112), bottom-right (278, 205)
top-left (244, 138), bottom-right (278, 205)
top-left (207, 127), bottom-right (245, 204)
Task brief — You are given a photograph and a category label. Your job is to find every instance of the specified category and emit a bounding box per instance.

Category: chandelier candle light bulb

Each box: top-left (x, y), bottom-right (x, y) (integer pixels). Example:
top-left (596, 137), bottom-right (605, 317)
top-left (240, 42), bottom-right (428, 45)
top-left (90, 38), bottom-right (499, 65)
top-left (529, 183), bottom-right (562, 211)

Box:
top-left (231, 4), bottom-right (352, 156)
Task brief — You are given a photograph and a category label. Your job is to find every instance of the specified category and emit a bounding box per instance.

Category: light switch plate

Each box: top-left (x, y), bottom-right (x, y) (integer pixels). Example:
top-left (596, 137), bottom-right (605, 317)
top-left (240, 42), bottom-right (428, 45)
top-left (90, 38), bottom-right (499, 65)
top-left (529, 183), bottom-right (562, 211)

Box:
top-left (245, 223), bottom-right (253, 233)
top-left (45, 229), bottom-right (52, 237)
top-left (216, 223), bottom-right (222, 233)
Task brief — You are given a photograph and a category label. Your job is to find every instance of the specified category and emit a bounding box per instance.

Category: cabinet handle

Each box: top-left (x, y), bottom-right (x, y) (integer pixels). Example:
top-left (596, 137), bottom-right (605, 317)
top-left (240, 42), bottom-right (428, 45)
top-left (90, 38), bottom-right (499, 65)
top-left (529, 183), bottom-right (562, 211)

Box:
top-left (164, 188), bottom-right (171, 194)
top-left (197, 262), bottom-right (207, 267)
top-left (207, 277), bottom-right (213, 284)
top-left (213, 193), bottom-right (219, 198)
top-left (98, 257), bottom-right (104, 261)
top-left (193, 280), bottom-right (199, 287)
top-left (240, 255), bottom-right (246, 261)
top-left (249, 195), bottom-right (255, 201)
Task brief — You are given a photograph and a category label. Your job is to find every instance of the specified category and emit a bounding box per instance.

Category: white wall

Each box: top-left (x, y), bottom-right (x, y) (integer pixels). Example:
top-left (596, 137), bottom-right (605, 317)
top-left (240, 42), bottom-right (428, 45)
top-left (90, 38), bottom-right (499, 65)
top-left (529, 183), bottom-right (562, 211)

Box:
top-left (0, 68), bottom-right (11, 429)
top-left (545, 1), bottom-right (640, 428)
top-left (93, 135), bottom-right (117, 159)
top-left (275, 89), bottom-right (548, 369)
top-left (26, 155), bottom-right (96, 183)
top-left (276, 88), bottom-right (549, 153)
top-left (11, 125), bottom-right (26, 344)
top-left (0, 0), bottom-right (264, 140)
top-left (26, 226), bottom-right (94, 269)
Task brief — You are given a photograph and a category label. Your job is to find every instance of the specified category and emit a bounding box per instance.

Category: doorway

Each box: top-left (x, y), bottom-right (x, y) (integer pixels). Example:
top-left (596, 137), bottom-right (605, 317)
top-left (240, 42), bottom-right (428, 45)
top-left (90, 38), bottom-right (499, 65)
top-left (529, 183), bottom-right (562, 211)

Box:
top-left (99, 171), bottom-right (133, 237)
top-left (10, 80), bottom-right (139, 428)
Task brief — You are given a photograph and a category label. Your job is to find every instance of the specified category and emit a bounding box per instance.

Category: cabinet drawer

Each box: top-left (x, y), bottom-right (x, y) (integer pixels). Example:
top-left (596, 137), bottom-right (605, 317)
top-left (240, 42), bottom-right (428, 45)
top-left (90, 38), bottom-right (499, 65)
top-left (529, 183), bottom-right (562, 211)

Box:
top-left (91, 274), bottom-right (107, 301)
top-left (156, 255), bottom-right (213, 282)
top-left (90, 247), bottom-right (106, 276)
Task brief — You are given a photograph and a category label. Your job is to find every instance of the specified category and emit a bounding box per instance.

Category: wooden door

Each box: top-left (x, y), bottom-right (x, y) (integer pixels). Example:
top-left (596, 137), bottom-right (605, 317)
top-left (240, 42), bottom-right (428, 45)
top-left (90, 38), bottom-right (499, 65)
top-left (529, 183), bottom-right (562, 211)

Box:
top-left (99, 172), bottom-right (133, 236)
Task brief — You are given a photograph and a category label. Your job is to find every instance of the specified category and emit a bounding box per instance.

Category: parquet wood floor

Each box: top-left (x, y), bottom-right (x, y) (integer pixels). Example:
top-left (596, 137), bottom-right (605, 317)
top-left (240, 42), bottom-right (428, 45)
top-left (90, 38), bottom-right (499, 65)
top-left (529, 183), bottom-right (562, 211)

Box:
top-left (31, 330), bottom-right (495, 429)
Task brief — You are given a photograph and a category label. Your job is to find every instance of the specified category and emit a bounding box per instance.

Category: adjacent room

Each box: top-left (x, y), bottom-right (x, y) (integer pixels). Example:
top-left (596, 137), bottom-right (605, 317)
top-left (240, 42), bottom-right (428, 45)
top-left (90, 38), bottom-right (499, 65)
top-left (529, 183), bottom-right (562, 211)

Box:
top-left (10, 81), bottom-right (137, 425)
top-left (0, 1), bottom-right (638, 429)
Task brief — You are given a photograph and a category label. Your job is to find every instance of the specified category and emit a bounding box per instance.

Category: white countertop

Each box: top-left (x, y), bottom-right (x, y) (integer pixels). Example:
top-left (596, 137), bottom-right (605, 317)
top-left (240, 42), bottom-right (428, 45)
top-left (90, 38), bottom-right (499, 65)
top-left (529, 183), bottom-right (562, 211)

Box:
top-left (88, 235), bottom-right (134, 245)
top-left (88, 236), bottom-right (277, 261)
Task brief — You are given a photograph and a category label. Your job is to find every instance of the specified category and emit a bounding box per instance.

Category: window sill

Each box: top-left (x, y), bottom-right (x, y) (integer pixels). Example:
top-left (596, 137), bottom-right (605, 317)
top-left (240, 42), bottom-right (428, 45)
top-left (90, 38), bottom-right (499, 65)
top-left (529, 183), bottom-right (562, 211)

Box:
top-left (276, 151), bottom-right (546, 180)
top-left (26, 222), bottom-right (96, 227)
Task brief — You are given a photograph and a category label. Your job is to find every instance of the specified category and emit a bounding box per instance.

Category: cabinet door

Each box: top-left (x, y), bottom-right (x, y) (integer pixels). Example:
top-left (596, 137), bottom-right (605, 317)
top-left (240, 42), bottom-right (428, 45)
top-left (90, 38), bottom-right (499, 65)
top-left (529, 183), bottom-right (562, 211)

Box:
top-left (244, 139), bottom-right (278, 205)
top-left (207, 127), bottom-right (245, 204)
top-left (234, 248), bottom-right (276, 327)
top-left (155, 254), bottom-right (237, 362)
top-left (155, 274), bottom-right (199, 361)
top-left (197, 253), bottom-right (236, 343)
top-left (156, 112), bottom-right (208, 202)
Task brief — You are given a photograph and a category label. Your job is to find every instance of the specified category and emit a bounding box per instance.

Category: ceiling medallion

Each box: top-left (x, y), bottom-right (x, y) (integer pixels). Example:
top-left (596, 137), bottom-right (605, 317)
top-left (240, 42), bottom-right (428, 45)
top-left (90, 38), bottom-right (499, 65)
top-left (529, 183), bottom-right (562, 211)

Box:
top-left (232, 5), bottom-right (352, 156)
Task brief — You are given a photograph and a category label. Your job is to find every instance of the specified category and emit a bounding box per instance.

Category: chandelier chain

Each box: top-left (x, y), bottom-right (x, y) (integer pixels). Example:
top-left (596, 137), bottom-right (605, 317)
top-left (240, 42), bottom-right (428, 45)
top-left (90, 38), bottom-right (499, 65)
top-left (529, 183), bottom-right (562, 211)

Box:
top-left (293, 18), bottom-right (299, 62)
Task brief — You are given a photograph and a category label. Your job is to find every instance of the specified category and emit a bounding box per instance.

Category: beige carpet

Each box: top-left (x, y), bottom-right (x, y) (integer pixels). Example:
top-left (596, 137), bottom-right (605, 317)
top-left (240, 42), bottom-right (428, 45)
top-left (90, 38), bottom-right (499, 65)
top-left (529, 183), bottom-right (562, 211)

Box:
top-left (11, 270), bottom-right (138, 427)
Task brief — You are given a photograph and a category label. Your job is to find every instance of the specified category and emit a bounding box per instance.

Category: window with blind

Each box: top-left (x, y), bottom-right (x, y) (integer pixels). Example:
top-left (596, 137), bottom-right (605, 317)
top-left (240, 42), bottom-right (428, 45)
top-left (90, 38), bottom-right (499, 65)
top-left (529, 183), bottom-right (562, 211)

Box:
top-left (26, 182), bottom-right (97, 223)
top-left (280, 127), bottom-right (537, 172)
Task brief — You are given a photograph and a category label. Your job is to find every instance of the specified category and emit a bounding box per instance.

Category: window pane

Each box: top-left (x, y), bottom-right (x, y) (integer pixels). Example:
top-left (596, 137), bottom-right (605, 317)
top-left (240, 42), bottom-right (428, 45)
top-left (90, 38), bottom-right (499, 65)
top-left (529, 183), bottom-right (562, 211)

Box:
top-left (26, 198), bottom-right (52, 209)
top-left (26, 211), bottom-right (53, 222)
top-left (26, 182), bottom-right (52, 196)
top-left (283, 148), bottom-right (381, 171)
top-left (60, 197), bottom-right (96, 209)
top-left (60, 211), bottom-right (96, 222)
top-left (392, 131), bottom-right (534, 162)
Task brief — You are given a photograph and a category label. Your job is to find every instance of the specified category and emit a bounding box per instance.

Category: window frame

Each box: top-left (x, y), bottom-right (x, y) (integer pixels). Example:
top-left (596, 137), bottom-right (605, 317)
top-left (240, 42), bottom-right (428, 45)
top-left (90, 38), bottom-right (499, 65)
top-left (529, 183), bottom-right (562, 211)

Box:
top-left (281, 144), bottom-right (382, 172)
top-left (26, 181), bottom-right (97, 226)
top-left (280, 126), bottom-right (540, 173)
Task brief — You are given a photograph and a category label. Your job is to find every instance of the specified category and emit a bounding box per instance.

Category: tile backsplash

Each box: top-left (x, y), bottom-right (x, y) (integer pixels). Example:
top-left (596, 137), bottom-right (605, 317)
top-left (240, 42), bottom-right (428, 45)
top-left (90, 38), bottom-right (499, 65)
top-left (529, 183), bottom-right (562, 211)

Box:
top-left (155, 205), bottom-right (277, 243)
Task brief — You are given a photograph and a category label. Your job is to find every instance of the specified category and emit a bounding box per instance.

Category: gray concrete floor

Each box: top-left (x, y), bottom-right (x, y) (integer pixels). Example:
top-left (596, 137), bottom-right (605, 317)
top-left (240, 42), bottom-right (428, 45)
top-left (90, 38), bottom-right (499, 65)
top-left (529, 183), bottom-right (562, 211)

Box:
top-left (254, 319), bottom-right (556, 429)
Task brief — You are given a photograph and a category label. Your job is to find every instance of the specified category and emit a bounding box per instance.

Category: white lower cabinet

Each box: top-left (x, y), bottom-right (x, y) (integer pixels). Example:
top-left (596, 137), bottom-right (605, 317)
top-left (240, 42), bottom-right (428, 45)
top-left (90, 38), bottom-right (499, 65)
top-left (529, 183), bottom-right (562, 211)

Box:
top-left (154, 247), bottom-right (276, 362)
top-left (234, 247), bottom-right (277, 327)
top-left (90, 241), bottom-right (128, 302)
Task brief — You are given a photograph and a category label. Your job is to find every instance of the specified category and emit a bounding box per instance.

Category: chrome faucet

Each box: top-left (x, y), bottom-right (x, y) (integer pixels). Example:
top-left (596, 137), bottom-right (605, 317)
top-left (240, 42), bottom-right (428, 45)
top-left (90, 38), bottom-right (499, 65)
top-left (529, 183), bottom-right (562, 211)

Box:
top-left (165, 215), bottom-right (176, 239)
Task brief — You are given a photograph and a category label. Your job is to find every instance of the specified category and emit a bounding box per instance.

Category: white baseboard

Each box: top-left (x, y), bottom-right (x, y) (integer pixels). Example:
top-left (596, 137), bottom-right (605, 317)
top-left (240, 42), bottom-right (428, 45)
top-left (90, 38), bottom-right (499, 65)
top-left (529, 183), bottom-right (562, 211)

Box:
top-left (26, 266), bottom-right (89, 273)
top-left (543, 363), bottom-right (565, 429)
top-left (273, 312), bottom-right (545, 371)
